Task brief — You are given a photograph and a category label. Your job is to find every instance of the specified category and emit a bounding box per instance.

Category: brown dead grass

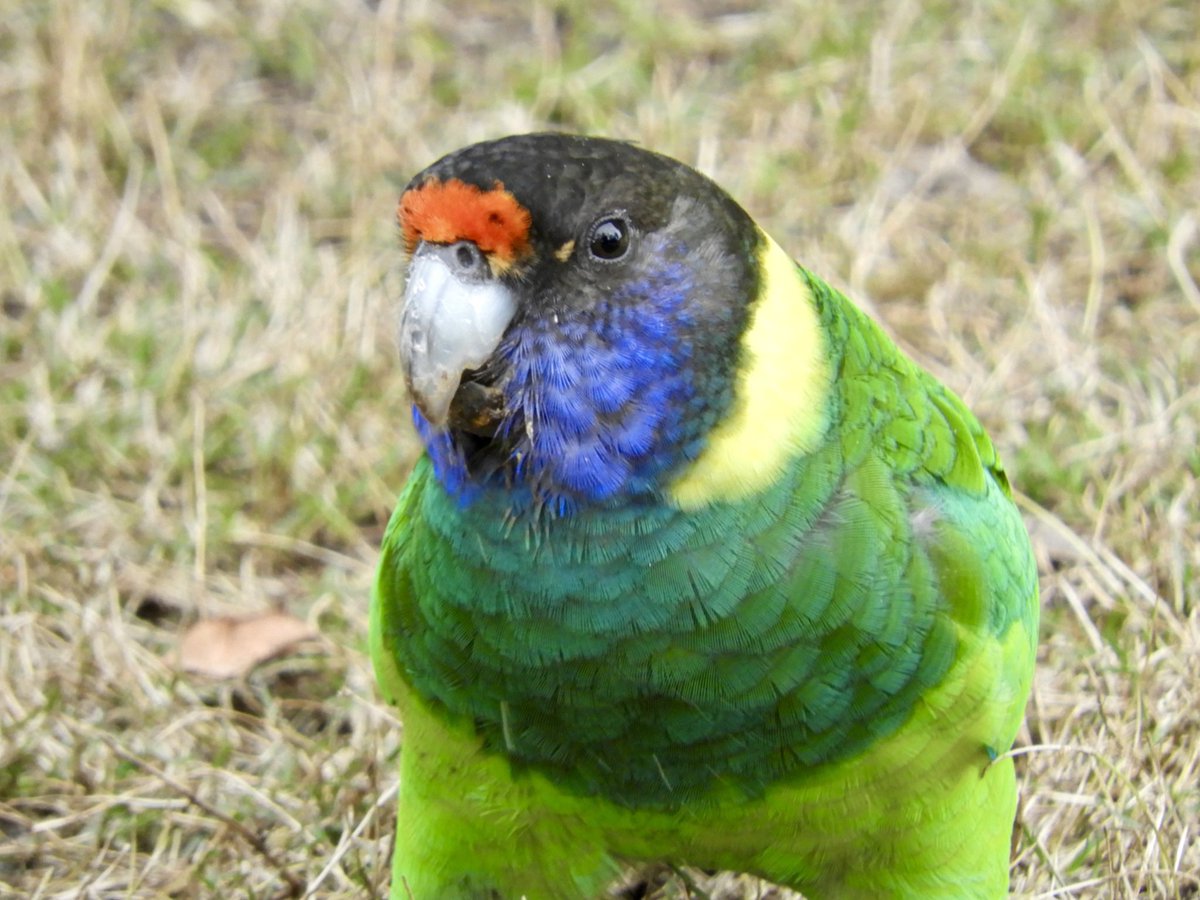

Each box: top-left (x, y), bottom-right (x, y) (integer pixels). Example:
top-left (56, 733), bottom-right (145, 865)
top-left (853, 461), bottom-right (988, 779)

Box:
top-left (1, 1), bottom-right (1197, 897)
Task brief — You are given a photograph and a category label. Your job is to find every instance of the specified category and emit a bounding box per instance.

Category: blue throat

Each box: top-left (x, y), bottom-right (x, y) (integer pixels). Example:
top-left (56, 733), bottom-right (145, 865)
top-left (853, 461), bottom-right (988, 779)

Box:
top-left (415, 252), bottom-right (732, 515)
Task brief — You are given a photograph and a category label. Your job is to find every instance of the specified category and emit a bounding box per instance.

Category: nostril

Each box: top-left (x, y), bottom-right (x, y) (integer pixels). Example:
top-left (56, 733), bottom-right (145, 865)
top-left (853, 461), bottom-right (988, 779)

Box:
top-left (455, 243), bottom-right (479, 271)
top-left (426, 240), bottom-right (490, 281)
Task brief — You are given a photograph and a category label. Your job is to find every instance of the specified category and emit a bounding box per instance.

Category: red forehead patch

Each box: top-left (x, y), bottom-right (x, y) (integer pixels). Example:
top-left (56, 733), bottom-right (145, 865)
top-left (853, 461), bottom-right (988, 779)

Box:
top-left (398, 178), bottom-right (532, 266)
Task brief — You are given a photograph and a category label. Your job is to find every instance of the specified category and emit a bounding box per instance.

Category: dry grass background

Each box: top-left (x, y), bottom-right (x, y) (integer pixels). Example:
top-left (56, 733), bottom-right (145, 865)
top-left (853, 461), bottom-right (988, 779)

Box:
top-left (1, 0), bottom-right (1198, 897)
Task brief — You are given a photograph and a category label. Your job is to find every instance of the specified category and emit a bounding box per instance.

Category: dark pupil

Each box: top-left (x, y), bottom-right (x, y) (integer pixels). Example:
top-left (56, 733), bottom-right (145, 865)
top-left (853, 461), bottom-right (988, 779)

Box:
top-left (591, 219), bottom-right (628, 259)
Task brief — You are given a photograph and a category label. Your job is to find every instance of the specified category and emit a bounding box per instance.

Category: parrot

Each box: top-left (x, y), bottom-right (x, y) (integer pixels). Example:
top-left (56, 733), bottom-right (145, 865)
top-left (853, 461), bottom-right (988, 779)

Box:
top-left (370, 133), bottom-right (1039, 899)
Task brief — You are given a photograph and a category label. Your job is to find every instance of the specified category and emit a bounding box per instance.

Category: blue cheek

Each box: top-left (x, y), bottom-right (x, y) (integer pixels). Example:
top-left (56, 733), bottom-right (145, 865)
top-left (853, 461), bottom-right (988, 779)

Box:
top-left (529, 269), bottom-right (697, 504)
top-left (586, 365), bottom-right (640, 415)
top-left (539, 381), bottom-right (599, 438)
top-left (532, 334), bottom-right (575, 391)
top-left (554, 439), bottom-right (630, 499)
top-left (420, 250), bottom-right (709, 509)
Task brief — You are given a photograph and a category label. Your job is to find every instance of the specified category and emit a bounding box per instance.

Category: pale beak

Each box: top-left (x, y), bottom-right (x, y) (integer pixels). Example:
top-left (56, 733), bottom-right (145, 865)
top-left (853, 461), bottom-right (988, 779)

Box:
top-left (398, 241), bottom-right (516, 427)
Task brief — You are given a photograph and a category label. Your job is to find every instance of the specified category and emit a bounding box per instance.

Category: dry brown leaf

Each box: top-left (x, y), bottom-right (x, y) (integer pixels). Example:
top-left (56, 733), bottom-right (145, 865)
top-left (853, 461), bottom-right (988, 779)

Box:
top-left (177, 611), bottom-right (318, 679)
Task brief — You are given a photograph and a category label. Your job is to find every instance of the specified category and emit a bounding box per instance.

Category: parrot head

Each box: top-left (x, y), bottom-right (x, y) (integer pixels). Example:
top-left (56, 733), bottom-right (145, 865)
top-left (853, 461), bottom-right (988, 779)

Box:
top-left (396, 133), bottom-right (763, 512)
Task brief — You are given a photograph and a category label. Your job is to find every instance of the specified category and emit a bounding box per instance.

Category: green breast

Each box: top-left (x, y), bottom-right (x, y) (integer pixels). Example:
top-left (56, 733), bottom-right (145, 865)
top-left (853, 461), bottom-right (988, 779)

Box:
top-left (376, 437), bottom-right (965, 809)
top-left (375, 271), bottom-right (1038, 811)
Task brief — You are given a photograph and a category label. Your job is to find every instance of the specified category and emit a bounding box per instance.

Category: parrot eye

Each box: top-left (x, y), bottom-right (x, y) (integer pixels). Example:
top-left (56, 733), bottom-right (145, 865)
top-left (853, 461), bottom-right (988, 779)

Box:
top-left (588, 216), bottom-right (631, 261)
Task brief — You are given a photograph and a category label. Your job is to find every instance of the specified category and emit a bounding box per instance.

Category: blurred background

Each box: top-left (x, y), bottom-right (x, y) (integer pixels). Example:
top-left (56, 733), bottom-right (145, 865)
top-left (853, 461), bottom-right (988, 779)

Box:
top-left (1, 0), bottom-right (1197, 896)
